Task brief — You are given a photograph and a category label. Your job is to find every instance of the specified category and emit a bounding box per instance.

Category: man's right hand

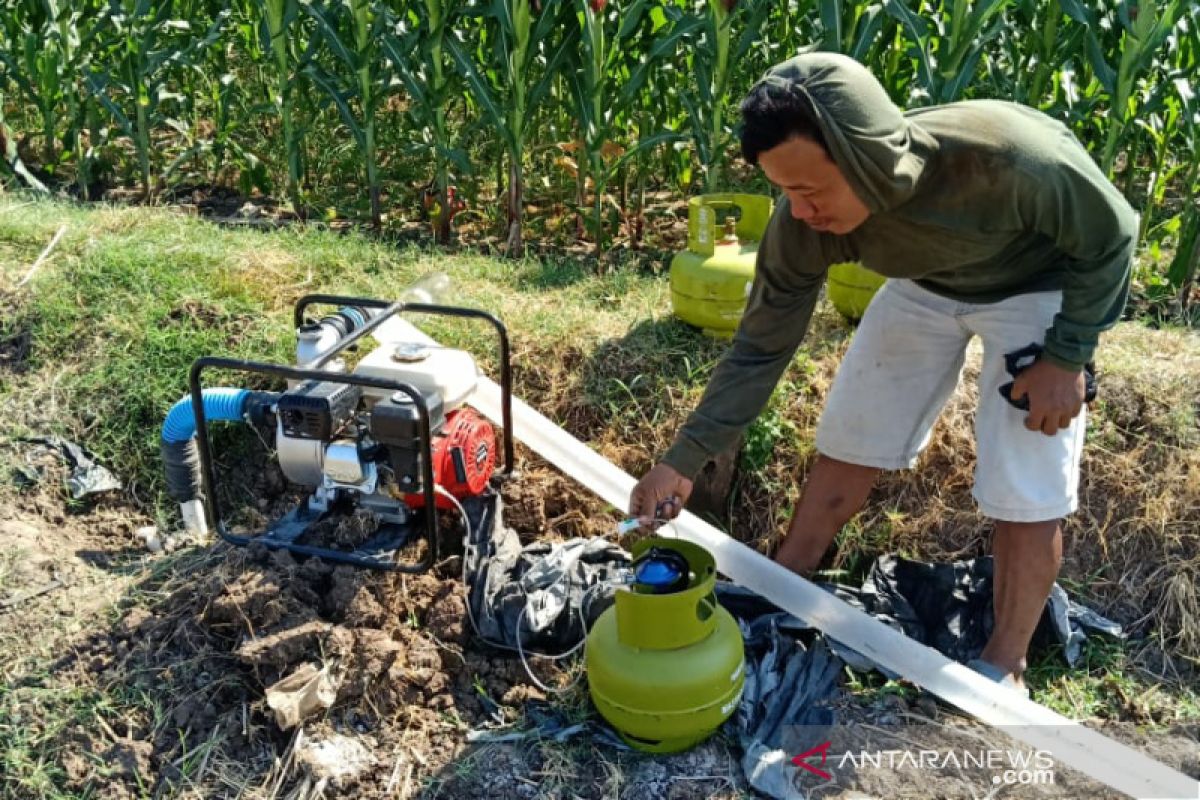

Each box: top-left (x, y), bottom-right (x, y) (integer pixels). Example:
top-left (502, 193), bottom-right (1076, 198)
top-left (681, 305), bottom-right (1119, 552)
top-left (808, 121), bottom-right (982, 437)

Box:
top-left (629, 463), bottom-right (694, 527)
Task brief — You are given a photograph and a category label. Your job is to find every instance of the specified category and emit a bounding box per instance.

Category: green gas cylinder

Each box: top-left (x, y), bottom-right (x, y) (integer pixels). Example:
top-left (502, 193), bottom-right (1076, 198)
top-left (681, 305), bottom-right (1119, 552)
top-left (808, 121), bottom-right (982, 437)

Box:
top-left (670, 194), bottom-right (773, 338)
top-left (826, 261), bottom-right (885, 322)
top-left (586, 538), bottom-right (745, 754)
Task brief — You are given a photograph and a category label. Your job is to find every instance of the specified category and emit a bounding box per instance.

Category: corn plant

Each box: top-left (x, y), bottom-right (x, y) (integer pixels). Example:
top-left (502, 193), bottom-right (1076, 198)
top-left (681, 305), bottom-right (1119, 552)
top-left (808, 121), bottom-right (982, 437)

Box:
top-left (1165, 76), bottom-right (1199, 301)
top-left (0, 2), bottom-right (63, 169)
top-left (384, 0), bottom-right (467, 243)
top-left (0, 95), bottom-right (50, 192)
top-left (0, 0), bottom-right (1197, 304)
top-left (1168, 14), bottom-right (1200, 302)
top-left (87, 0), bottom-right (228, 197)
top-left (882, 0), bottom-right (1011, 105)
top-left (0, 0), bottom-right (105, 194)
top-left (163, 47), bottom-right (274, 195)
top-left (819, 0), bottom-right (888, 58)
top-left (250, 0), bottom-right (313, 217)
top-left (985, 1), bottom-right (1083, 108)
top-left (303, 0), bottom-right (394, 228)
top-left (1058, 0), bottom-right (1187, 176)
top-left (447, 0), bottom-right (578, 255)
top-left (565, 0), bottom-right (703, 252)
top-left (742, 0), bottom-right (813, 80)
top-left (680, 0), bottom-right (773, 191)
top-left (1012, 0), bottom-right (1061, 105)
top-left (1128, 71), bottom-right (1189, 241)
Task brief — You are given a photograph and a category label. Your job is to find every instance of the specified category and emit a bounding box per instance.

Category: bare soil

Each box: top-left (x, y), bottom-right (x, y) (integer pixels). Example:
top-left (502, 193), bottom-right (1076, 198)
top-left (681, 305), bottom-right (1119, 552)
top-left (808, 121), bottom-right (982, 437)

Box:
top-left (2, 446), bottom-right (759, 798)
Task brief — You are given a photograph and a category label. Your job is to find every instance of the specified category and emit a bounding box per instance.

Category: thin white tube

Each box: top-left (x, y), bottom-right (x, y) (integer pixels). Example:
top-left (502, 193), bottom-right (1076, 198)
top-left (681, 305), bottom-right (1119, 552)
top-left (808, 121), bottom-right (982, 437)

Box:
top-left (180, 498), bottom-right (209, 537)
top-left (380, 318), bottom-right (1200, 800)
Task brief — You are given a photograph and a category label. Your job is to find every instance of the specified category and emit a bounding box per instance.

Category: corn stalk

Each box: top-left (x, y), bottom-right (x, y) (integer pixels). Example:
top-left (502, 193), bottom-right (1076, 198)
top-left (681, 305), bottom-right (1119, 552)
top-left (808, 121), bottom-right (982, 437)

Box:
top-left (883, 0), bottom-right (1011, 104)
top-left (0, 0), bottom-right (105, 194)
top-left (566, 0), bottom-right (701, 253)
top-left (447, 0), bottom-right (577, 256)
top-left (0, 94), bottom-right (50, 192)
top-left (253, 0), bottom-right (312, 217)
top-left (1166, 74), bottom-right (1200, 300)
top-left (819, 0), bottom-right (888, 58)
top-left (304, 0), bottom-right (392, 228)
top-left (0, 3), bottom-right (63, 170)
top-left (384, 0), bottom-right (466, 243)
top-left (87, 0), bottom-right (228, 197)
top-left (680, 0), bottom-right (773, 192)
top-left (988, 0), bottom-right (1083, 108)
top-left (1058, 0), bottom-right (1186, 177)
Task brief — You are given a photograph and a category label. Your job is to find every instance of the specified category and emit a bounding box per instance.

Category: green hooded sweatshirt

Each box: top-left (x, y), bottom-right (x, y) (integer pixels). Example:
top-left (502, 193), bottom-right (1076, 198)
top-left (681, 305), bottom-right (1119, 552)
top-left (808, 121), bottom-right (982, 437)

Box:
top-left (663, 53), bottom-right (1138, 480)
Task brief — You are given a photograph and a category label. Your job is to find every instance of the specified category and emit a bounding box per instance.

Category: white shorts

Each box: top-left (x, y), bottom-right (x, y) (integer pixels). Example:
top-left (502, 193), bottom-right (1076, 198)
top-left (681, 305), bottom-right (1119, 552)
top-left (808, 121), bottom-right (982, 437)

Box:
top-left (815, 279), bottom-right (1086, 522)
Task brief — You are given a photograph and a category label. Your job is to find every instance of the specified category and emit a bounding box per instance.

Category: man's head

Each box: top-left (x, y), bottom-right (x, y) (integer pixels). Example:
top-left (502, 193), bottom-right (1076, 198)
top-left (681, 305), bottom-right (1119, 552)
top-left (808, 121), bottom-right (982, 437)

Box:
top-left (740, 79), bottom-right (871, 235)
top-left (741, 53), bottom-right (937, 234)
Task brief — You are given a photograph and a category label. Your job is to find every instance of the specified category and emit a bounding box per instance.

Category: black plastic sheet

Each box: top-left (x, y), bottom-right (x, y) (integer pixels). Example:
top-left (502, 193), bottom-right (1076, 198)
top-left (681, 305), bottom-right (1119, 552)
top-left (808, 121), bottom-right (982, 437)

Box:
top-left (819, 554), bottom-right (1124, 673)
top-left (463, 506), bottom-right (628, 653)
top-left (21, 435), bottom-right (121, 499)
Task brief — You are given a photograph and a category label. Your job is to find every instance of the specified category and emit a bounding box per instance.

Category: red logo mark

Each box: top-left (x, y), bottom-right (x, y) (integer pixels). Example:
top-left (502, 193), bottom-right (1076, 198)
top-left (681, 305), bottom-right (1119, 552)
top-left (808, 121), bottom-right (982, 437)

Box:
top-left (791, 741), bottom-right (833, 780)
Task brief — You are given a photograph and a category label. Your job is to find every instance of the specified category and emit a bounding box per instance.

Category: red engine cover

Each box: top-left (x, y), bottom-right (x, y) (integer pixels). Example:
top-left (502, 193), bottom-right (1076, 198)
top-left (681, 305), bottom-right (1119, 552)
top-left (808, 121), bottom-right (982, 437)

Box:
top-left (406, 408), bottom-right (496, 509)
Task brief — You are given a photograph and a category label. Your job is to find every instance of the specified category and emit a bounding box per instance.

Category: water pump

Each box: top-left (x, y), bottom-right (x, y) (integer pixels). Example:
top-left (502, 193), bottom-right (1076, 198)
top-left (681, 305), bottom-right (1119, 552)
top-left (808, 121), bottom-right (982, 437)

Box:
top-left (163, 285), bottom-right (513, 572)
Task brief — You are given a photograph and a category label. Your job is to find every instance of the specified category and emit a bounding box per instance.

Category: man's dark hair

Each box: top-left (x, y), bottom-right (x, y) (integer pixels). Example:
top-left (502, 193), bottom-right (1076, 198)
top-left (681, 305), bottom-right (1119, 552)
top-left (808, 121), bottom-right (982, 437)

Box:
top-left (739, 81), bottom-right (828, 164)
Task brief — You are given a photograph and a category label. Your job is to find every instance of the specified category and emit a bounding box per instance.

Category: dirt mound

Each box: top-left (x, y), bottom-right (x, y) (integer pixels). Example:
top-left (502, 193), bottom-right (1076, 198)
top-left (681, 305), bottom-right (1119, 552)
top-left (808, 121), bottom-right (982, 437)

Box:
top-left (0, 452), bottom-right (153, 599)
top-left (502, 449), bottom-right (615, 541)
top-left (37, 461), bottom-right (607, 798)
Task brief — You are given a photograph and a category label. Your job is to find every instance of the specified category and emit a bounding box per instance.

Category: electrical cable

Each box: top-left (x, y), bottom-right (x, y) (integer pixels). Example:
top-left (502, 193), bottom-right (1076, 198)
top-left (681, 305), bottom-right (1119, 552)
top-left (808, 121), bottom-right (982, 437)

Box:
top-left (514, 582), bottom-right (610, 695)
top-left (435, 484), bottom-right (622, 694)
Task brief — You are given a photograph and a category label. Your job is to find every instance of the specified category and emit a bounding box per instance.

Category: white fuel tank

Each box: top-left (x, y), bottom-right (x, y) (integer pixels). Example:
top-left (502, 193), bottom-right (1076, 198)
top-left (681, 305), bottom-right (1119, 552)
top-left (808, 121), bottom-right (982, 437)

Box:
top-left (353, 340), bottom-right (478, 410)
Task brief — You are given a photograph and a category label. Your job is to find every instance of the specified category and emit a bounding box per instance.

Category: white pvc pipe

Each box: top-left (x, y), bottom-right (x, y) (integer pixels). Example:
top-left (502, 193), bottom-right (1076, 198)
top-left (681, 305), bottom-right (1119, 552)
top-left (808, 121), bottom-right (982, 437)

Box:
top-left (378, 317), bottom-right (1199, 800)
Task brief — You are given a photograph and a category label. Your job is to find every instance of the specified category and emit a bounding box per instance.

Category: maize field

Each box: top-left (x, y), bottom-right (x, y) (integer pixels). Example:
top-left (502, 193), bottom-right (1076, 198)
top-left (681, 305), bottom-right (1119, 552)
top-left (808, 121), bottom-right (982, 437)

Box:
top-left (0, 0), bottom-right (1197, 298)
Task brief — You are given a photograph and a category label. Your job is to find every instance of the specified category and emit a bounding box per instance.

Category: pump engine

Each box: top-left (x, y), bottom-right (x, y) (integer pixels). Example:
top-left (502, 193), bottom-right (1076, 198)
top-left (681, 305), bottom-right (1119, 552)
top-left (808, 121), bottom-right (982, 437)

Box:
top-left (275, 341), bottom-right (496, 513)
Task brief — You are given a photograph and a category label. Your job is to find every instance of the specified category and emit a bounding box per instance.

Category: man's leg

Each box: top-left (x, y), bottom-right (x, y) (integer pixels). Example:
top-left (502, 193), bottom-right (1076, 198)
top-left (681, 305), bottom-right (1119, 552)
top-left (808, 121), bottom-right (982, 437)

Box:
top-left (981, 519), bottom-right (1062, 686)
top-left (785, 280), bottom-right (970, 576)
top-left (965, 289), bottom-right (1082, 687)
top-left (774, 455), bottom-right (880, 575)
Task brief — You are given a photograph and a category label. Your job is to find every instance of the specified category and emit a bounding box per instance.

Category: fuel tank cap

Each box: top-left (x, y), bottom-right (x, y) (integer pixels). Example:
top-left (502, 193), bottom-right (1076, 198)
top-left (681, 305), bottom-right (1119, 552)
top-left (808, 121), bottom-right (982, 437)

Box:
top-left (391, 343), bottom-right (431, 363)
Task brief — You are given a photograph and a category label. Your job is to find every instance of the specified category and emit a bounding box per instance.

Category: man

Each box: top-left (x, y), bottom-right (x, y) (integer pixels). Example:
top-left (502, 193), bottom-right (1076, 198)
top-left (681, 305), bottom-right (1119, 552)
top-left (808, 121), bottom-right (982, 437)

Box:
top-left (629, 53), bottom-right (1137, 692)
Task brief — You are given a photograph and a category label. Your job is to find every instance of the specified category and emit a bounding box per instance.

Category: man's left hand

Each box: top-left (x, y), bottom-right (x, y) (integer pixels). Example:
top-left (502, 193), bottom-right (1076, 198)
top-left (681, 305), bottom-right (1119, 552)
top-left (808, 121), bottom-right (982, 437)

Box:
top-left (1009, 358), bottom-right (1086, 436)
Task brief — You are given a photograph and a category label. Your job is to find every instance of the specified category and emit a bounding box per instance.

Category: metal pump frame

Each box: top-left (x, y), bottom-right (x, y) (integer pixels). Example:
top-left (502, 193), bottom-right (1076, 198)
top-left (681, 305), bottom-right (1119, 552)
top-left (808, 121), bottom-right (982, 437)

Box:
top-left (189, 295), bottom-right (514, 572)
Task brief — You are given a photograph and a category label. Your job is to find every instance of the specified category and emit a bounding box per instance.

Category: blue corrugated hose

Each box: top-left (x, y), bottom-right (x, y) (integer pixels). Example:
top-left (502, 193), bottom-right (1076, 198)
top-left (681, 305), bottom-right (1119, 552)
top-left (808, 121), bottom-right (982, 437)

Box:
top-left (161, 388), bottom-right (250, 443)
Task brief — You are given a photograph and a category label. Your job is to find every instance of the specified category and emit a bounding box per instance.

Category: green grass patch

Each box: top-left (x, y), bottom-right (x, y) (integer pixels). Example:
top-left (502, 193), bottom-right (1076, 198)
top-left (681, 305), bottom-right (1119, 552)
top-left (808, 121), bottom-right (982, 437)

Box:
top-left (1029, 638), bottom-right (1200, 723)
top-left (0, 676), bottom-right (155, 799)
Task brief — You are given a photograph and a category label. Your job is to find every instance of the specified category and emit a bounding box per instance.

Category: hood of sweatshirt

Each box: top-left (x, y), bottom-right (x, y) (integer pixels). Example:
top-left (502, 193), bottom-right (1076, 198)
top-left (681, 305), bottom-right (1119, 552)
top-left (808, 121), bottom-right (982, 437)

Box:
top-left (752, 53), bottom-right (939, 214)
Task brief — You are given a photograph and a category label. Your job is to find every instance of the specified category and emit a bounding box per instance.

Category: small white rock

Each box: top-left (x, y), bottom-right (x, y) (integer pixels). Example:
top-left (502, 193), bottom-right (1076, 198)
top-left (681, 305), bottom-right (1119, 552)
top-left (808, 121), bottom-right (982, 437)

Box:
top-left (134, 525), bottom-right (162, 552)
top-left (296, 733), bottom-right (377, 786)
